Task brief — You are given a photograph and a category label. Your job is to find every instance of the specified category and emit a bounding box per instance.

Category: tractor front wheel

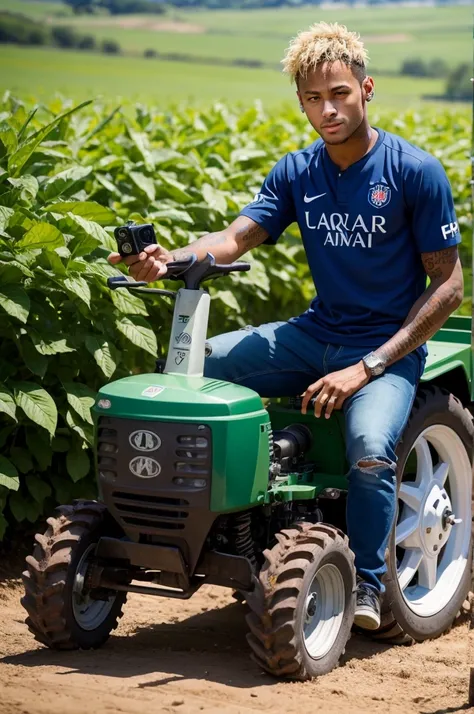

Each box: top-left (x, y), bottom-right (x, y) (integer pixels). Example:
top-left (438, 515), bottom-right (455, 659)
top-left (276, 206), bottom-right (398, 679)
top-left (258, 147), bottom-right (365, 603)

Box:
top-left (246, 522), bottom-right (355, 680)
top-left (21, 500), bottom-right (127, 650)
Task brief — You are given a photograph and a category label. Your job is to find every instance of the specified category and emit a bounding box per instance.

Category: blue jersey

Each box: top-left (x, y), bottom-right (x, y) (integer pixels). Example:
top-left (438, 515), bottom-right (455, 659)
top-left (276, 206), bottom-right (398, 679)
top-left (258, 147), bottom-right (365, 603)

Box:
top-left (240, 127), bottom-right (461, 353)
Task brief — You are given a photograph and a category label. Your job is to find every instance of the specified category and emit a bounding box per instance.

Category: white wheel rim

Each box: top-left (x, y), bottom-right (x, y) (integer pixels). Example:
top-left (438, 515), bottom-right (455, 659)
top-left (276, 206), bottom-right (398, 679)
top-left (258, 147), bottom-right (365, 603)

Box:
top-left (302, 563), bottom-right (345, 659)
top-left (72, 544), bottom-right (116, 631)
top-left (396, 424), bottom-right (471, 617)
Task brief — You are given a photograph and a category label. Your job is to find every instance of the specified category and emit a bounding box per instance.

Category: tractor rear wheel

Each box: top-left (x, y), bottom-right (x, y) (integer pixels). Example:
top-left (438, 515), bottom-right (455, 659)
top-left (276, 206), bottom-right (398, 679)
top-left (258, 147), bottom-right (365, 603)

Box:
top-left (374, 385), bottom-right (473, 644)
top-left (246, 522), bottom-right (355, 680)
top-left (21, 500), bottom-right (127, 650)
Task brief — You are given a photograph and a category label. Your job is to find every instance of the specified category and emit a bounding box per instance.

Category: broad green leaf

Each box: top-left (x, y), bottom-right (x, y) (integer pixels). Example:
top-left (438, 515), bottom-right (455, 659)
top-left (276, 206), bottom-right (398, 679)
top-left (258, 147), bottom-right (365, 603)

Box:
top-left (0, 455), bottom-right (19, 491)
top-left (0, 122), bottom-right (17, 156)
top-left (110, 286), bottom-right (148, 316)
top-left (0, 285), bottom-right (30, 324)
top-left (8, 100), bottom-right (92, 177)
top-left (128, 128), bottom-right (153, 167)
top-left (66, 409), bottom-right (94, 446)
top-left (67, 213), bottom-right (115, 252)
top-left (9, 491), bottom-right (26, 521)
top-left (52, 436), bottom-right (70, 452)
top-left (0, 206), bottom-right (14, 233)
top-left (44, 201), bottom-right (115, 225)
top-left (26, 429), bottom-right (52, 471)
top-left (8, 175), bottom-right (38, 203)
top-left (0, 386), bottom-right (16, 422)
top-left (149, 208), bottom-right (193, 224)
top-left (115, 315), bottom-right (157, 356)
top-left (30, 330), bottom-right (75, 355)
top-left (13, 381), bottom-right (58, 437)
top-left (18, 222), bottom-right (64, 250)
top-left (10, 446), bottom-right (33, 474)
top-left (202, 183), bottom-right (227, 215)
top-left (63, 382), bottom-right (96, 425)
top-left (85, 336), bottom-right (117, 379)
top-left (64, 275), bottom-right (91, 308)
top-left (213, 289), bottom-right (242, 314)
top-left (159, 174), bottom-right (193, 204)
top-left (19, 337), bottom-right (49, 378)
top-left (42, 166), bottom-right (92, 202)
top-left (66, 441), bottom-right (90, 483)
top-left (130, 171), bottom-right (155, 203)
top-left (26, 474), bottom-right (52, 504)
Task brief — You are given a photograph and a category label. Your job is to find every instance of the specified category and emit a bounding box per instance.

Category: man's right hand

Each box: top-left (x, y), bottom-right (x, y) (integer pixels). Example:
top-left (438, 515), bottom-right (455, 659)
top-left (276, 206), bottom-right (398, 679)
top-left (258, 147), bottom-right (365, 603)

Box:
top-left (107, 243), bottom-right (172, 283)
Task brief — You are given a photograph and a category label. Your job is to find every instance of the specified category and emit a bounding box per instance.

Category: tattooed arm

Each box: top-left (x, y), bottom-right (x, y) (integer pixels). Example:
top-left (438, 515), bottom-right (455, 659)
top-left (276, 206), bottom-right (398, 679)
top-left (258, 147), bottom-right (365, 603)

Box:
top-left (373, 246), bottom-right (463, 367)
top-left (300, 246), bottom-right (463, 419)
top-left (108, 216), bottom-right (269, 283)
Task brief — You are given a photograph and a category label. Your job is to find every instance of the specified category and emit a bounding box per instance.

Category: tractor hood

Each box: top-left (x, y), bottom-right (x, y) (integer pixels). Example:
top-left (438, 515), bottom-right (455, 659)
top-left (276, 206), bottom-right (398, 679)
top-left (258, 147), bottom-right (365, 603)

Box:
top-left (94, 373), bottom-right (265, 421)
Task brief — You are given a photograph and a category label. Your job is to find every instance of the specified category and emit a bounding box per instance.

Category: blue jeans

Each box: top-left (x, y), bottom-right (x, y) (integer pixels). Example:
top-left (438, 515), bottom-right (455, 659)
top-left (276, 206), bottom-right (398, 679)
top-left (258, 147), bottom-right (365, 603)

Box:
top-left (204, 321), bottom-right (423, 594)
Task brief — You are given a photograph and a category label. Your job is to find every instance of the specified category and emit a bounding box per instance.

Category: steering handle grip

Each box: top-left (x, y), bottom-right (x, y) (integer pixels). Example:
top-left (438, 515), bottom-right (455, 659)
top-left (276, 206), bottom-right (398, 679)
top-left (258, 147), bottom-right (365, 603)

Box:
top-left (107, 276), bottom-right (148, 290)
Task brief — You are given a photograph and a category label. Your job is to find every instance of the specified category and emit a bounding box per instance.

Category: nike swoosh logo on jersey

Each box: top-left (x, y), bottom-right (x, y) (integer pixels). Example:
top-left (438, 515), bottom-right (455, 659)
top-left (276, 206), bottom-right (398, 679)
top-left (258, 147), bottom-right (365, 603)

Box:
top-left (304, 192), bottom-right (327, 203)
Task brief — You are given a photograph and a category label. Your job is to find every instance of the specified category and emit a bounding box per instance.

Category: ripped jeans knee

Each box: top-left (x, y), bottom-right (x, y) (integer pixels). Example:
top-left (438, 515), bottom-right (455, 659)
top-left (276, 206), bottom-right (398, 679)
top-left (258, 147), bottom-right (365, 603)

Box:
top-left (349, 454), bottom-right (397, 490)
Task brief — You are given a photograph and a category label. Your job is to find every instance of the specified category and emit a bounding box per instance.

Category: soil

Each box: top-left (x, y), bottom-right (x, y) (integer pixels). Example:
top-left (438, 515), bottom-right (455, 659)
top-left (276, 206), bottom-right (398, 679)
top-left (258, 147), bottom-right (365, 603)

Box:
top-left (1, 575), bottom-right (473, 714)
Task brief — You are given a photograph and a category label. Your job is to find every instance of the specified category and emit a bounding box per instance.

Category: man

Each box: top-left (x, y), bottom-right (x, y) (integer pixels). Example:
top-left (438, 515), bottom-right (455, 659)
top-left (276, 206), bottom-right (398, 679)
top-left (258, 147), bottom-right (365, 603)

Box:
top-left (108, 22), bottom-right (463, 631)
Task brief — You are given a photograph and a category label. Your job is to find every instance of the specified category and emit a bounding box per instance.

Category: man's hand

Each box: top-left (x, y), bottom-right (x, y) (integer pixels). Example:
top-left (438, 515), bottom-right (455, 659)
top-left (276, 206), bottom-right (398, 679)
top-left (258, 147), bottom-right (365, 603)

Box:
top-left (301, 361), bottom-right (370, 419)
top-left (107, 243), bottom-right (172, 283)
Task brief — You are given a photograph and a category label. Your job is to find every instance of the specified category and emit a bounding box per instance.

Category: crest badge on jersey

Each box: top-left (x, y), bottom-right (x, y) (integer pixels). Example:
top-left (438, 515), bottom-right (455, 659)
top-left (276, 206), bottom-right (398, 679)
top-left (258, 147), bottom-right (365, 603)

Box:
top-left (368, 184), bottom-right (391, 208)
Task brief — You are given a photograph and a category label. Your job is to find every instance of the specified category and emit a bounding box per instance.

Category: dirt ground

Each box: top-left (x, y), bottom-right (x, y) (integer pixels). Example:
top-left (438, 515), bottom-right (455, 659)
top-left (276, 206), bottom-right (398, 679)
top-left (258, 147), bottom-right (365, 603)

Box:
top-left (0, 576), bottom-right (473, 714)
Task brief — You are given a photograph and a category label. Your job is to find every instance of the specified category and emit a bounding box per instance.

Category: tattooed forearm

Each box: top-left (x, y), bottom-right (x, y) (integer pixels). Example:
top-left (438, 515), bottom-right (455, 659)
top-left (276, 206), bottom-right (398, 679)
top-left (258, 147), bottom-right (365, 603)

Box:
top-left (171, 216), bottom-right (268, 264)
top-left (171, 232), bottom-right (227, 261)
top-left (234, 220), bottom-right (269, 249)
top-left (374, 247), bottom-right (463, 367)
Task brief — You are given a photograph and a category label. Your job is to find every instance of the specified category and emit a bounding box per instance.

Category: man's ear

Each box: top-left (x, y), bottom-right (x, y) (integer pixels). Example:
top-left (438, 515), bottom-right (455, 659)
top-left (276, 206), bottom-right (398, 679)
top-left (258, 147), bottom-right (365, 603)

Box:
top-left (297, 90), bottom-right (305, 113)
top-left (362, 76), bottom-right (375, 102)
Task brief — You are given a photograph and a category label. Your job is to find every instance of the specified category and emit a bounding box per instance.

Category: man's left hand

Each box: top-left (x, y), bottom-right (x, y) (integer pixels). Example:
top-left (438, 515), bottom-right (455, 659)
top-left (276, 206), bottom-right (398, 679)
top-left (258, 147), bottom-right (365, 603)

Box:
top-left (301, 361), bottom-right (370, 418)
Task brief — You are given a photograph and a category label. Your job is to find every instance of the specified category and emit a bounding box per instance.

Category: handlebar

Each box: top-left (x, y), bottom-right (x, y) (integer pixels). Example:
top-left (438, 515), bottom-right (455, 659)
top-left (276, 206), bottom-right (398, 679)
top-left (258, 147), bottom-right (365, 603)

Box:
top-left (107, 252), bottom-right (251, 294)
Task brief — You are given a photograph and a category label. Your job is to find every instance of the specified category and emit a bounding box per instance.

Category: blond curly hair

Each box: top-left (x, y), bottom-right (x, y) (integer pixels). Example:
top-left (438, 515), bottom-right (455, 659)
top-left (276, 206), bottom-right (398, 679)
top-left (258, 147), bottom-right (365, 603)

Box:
top-left (282, 22), bottom-right (369, 83)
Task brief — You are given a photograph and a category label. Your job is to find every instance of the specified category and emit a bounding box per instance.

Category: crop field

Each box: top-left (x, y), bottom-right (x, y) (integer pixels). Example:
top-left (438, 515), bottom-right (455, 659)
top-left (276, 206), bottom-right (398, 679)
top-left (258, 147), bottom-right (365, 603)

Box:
top-left (1, 44), bottom-right (453, 108)
top-left (44, 4), bottom-right (471, 73)
top-left (1, 1), bottom-right (471, 107)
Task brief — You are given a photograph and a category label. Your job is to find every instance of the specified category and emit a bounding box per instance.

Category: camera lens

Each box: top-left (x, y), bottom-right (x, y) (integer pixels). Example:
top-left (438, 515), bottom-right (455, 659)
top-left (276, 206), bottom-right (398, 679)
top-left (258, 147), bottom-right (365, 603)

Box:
top-left (118, 228), bottom-right (129, 238)
top-left (122, 242), bottom-right (133, 254)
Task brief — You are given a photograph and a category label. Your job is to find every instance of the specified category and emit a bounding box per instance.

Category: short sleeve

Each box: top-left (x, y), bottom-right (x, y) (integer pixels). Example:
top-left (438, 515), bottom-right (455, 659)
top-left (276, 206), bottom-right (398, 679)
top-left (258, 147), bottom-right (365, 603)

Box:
top-left (409, 155), bottom-right (461, 253)
top-left (239, 154), bottom-right (296, 244)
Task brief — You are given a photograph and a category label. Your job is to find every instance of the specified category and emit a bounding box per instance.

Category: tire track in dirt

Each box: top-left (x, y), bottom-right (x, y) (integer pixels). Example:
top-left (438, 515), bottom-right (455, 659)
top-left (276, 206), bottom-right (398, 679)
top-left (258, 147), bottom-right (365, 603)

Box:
top-left (0, 581), bottom-right (472, 714)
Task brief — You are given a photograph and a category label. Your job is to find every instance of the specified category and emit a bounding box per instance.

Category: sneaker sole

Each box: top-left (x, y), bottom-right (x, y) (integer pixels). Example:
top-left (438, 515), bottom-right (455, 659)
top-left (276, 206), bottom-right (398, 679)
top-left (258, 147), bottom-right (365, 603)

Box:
top-left (353, 611), bottom-right (380, 631)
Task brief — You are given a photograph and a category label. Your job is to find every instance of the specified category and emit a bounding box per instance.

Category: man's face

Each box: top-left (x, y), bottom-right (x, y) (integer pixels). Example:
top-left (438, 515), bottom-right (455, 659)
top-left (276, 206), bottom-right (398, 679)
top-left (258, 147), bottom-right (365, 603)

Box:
top-left (297, 61), bottom-right (373, 145)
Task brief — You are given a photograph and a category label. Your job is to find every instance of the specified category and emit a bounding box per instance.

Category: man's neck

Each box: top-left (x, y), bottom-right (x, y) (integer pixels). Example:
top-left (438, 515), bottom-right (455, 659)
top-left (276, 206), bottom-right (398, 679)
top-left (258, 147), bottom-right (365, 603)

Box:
top-left (325, 123), bottom-right (378, 172)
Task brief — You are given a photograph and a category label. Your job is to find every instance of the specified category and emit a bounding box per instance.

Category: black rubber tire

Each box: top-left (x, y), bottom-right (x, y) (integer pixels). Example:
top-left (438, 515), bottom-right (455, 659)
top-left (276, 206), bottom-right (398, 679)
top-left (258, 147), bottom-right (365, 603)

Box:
top-left (21, 500), bottom-right (127, 650)
top-left (246, 522), bottom-right (356, 680)
top-left (374, 385), bottom-right (473, 644)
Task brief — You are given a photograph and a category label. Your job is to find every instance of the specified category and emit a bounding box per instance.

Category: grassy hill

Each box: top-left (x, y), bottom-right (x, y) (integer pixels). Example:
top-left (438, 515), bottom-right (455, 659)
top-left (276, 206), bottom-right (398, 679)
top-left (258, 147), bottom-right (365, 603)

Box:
top-left (1, 1), bottom-right (471, 107)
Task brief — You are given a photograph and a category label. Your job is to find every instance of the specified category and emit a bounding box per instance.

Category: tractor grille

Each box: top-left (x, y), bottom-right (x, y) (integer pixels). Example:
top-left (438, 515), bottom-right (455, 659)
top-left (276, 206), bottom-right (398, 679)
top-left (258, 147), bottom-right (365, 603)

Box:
top-left (97, 417), bottom-right (212, 537)
top-left (111, 491), bottom-right (188, 530)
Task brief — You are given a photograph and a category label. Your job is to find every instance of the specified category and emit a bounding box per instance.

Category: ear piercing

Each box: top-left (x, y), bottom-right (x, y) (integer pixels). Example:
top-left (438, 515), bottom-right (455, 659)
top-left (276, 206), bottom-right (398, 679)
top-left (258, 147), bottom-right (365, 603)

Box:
top-left (366, 92), bottom-right (374, 102)
top-left (299, 104), bottom-right (305, 113)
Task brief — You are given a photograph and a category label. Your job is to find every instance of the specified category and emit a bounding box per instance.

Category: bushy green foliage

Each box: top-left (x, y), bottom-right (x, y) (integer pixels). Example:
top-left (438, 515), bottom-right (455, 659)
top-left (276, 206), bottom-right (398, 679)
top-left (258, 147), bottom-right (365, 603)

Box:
top-left (0, 11), bottom-right (49, 45)
top-left (0, 95), bottom-right (471, 539)
top-left (445, 63), bottom-right (472, 102)
top-left (401, 57), bottom-right (450, 79)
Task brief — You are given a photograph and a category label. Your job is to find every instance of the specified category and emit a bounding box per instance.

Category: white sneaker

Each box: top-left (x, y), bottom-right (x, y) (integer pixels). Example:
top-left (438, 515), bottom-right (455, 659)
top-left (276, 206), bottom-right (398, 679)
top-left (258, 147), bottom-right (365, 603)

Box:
top-left (354, 582), bottom-right (381, 631)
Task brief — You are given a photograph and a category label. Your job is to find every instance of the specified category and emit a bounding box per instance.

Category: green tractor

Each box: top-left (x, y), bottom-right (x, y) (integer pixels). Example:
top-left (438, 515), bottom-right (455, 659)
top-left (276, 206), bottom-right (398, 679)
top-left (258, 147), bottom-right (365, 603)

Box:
top-left (21, 252), bottom-right (473, 680)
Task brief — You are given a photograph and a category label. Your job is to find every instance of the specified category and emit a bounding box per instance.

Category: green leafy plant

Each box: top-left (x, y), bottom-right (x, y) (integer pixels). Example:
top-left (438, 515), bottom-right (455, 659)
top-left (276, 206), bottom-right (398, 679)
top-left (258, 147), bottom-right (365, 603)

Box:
top-left (0, 93), bottom-right (470, 539)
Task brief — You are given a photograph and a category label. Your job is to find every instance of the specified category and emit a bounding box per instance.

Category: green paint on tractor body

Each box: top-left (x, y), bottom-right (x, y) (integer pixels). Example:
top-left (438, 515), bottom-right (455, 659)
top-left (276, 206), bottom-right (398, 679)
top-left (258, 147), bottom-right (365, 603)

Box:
top-left (95, 373), bottom-right (272, 513)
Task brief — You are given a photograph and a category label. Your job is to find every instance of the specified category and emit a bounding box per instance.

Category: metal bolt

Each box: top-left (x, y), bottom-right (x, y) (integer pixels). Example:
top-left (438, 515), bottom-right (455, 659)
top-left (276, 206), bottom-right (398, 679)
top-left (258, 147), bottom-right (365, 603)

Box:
top-left (306, 593), bottom-right (317, 621)
top-left (426, 527), bottom-right (432, 534)
top-left (433, 545), bottom-right (438, 552)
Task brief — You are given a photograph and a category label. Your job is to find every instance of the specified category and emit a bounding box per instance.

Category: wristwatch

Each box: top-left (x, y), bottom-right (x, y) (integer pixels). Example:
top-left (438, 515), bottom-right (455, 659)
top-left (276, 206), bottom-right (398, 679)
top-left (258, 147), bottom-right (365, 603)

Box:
top-left (362, 352), bottom-right (386, 377)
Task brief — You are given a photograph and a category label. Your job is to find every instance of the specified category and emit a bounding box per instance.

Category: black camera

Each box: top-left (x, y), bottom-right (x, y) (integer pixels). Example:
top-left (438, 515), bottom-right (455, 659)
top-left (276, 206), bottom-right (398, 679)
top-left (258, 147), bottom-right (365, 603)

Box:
top-left (114, 223), bottom-right (157, 258)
